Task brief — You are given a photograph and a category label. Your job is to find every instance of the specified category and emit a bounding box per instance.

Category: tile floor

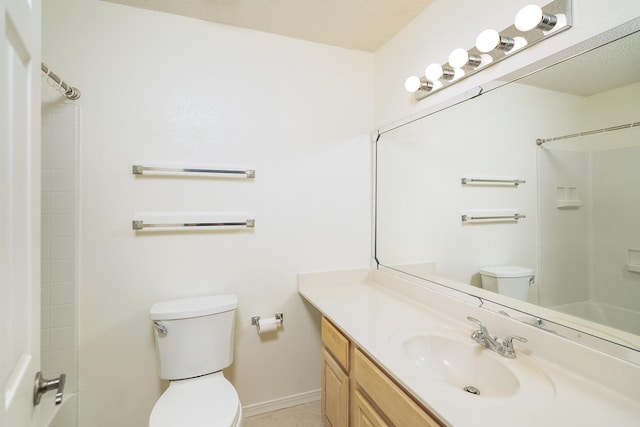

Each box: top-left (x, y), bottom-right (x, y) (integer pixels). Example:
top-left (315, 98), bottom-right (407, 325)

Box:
top-left (243, 401), bottom-right (324, 427)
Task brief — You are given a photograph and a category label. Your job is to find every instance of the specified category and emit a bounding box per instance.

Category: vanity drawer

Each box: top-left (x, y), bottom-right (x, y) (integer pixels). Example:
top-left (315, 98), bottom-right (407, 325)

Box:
top-left (352, 348), bottom-right (442, 427)
top-left (322, 317), bottom-right (350, 372)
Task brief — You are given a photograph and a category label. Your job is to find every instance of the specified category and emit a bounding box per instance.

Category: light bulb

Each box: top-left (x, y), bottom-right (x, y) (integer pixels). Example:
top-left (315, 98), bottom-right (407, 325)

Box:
top-left (404, 76), bottom-right (434, 93)
top-left (476, 29), bottom-right (514, 53)
top-left (425, 64), bottom-right (444, 81)
top-left (515, 4), bottom-right (557, 31)
top-left (404, 76), bottom-right (422, 93)
top-left (425, 63), bottom-right (456, 81)
top-left (448, 48), bottom-right (482, 69)
top-left (476, 29), bottom-right (500, 52)
top-left (448, 49), bottom-right (468, 68)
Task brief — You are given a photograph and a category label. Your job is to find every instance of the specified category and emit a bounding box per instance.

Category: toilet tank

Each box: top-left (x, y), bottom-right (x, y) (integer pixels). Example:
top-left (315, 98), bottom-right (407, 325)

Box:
top-left (479, 266), bottom-right (533, 302)
top-left (150, 295), bottom-right (238, 380)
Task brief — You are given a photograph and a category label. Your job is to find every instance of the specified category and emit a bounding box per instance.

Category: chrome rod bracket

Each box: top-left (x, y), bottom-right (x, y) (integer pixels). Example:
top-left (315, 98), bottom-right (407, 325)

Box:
top-left (251, 313), bottom-right (284, 327)
top-left (41, 63), bottom-right (81, 100)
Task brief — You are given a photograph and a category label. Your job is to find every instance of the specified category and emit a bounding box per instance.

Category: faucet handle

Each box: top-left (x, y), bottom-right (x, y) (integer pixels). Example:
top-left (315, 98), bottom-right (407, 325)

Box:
top-left (503, 335), bottom-right (527, 346)
top-left (467, 317), bottom-right (490, 342)
top-left (466, 316), bottom-right (485, 332)
top-left (500, 335), bottom-right (528, 358)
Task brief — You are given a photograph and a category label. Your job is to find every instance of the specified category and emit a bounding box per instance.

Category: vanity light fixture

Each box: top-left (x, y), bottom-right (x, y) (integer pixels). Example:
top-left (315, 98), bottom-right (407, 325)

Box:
top-left (405, 0), bottom-right (572, 100)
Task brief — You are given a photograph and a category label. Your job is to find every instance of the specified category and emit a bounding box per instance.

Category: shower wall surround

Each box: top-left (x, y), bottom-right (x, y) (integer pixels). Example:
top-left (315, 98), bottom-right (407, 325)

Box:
top-left (41, 103), bottom-right (80, 394)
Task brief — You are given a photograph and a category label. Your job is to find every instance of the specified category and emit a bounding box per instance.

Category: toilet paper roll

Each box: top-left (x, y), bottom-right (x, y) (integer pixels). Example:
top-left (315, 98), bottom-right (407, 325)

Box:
top-left (257, 317), bottom-right (279, 333)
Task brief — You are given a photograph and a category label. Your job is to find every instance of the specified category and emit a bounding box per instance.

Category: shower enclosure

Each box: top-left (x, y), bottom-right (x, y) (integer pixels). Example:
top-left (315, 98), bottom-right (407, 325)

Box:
top-left (538, 125), bottom-right (640, 337)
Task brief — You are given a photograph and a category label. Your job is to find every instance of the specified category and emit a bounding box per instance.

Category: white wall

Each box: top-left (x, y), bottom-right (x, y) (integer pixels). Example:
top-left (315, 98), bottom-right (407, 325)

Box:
top-left (43, 1), bottom-right (373, 426)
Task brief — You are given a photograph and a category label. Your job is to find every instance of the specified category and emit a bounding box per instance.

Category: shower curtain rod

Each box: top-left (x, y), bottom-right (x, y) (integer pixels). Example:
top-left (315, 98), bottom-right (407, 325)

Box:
top-left (536, 121), bottom-right (640, 145)
top-left (41, 63), bottom-right (81, 100)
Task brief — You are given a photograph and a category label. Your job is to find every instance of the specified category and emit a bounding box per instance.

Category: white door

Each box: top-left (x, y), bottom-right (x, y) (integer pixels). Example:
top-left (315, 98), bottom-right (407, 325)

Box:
top-left (0, 0), bottom-right (41, 426)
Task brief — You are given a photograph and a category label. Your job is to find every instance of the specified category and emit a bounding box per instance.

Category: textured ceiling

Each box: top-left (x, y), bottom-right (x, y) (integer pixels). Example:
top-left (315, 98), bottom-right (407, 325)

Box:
top-left (101, 0), bottom-right (434, 52)
top-left (516, 31), bottom-right (640, 97)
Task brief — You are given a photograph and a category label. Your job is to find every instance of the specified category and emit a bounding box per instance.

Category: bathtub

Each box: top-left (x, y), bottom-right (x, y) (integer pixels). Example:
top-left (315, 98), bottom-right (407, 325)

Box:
top-left (41, 393), bottom-right (77, 427)
top-left (553, 300), bottom-right (640, 335)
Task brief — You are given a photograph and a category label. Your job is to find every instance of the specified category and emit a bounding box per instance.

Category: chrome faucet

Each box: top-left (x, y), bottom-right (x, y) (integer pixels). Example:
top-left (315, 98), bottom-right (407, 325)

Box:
top-left (467, 317), bottom-right (527, 358)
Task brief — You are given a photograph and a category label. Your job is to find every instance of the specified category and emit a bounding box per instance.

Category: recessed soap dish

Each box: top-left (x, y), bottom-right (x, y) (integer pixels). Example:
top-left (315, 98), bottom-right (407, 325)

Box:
top-left (627, 249), bottom-right (640, 273)
top-left (556, 186), bottom-right (582, 209)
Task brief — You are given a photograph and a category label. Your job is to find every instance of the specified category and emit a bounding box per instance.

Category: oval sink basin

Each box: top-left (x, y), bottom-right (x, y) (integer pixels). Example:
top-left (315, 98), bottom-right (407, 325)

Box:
top-left (394, 330), bottom-right (556, 402)
top-left (404, 335), bottom-right (519, 398)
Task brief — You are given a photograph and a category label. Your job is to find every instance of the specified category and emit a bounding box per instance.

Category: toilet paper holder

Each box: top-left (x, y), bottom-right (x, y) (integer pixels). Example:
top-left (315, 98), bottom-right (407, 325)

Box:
top-left (251, 313), bottom-right (284, 327)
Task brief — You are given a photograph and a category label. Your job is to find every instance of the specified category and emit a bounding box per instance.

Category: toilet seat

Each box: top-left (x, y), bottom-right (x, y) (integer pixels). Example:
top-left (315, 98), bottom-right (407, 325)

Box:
top-left (149, 372), bottom-right (242, 427)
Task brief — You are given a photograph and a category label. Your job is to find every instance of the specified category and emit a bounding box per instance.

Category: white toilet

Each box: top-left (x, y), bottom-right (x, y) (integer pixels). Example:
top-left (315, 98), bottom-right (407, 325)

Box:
top-left (479, 266), bottom-right (534, 302)
top-left (149, 295), bottom-right (242, 427)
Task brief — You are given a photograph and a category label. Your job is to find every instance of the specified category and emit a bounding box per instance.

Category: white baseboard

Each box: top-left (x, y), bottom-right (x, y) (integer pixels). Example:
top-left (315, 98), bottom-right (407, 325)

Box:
top-left (242, 389), bottom-right (321, 418)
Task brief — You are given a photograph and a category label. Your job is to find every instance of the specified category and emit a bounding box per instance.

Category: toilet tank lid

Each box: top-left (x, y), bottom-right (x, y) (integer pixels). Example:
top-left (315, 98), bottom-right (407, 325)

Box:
top-left (150, 295), bottom-right (238, 320)
top-left (479, 266), bottom-right (533, 278)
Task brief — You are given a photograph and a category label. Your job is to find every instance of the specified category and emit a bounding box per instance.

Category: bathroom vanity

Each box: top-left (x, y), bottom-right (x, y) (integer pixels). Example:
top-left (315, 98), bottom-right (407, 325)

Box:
top-left (322, 316), bottom-right (441, 426)
top-left (300, 268), bottom-right (640, 426)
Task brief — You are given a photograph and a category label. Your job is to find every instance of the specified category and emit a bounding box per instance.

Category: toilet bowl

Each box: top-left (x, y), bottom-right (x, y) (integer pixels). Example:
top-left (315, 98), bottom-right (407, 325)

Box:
top-left (149, 373), bottom-right (241, 427)
top-left (479, 266), bottom-right (534, 302)
top-left (149, 295), bottom-right (242, 427)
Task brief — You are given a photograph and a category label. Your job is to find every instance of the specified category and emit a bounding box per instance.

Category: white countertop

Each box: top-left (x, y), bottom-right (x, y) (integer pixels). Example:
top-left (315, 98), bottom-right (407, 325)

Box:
top-left (298, 268), bottom-right (640, 427)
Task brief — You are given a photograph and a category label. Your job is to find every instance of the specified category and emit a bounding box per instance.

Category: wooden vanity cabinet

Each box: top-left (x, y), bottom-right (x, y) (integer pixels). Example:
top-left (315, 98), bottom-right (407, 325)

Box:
top-left (321, 316), bottom-right (443, 427)
top-left (321, 317), bottom-right (350, 426)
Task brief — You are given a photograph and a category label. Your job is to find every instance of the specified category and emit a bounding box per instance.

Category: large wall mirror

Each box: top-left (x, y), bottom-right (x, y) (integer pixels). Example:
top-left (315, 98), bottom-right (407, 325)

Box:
top-left (375, 22), bottom-right (640, 360)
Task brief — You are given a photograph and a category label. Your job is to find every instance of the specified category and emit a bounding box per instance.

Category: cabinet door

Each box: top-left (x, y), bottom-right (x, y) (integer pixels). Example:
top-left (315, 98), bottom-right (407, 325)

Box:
top-left (352, 389), bottom-right (390, 427)
top-left (322, 348), bottom-right (349, 427)
top-left (322, 317), bottom-right (350, 371)
top-left (352, 348), bottom-right (442, 427)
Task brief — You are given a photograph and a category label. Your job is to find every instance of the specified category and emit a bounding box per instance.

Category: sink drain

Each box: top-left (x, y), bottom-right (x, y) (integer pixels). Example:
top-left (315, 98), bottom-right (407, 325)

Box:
top-left (463, 386), bottom-right (480, 395)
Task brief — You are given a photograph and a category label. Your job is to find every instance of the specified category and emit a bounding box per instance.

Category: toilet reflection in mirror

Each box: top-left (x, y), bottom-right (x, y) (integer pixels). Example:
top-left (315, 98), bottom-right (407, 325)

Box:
top-left (479, 267), bottom-right (534, 302)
